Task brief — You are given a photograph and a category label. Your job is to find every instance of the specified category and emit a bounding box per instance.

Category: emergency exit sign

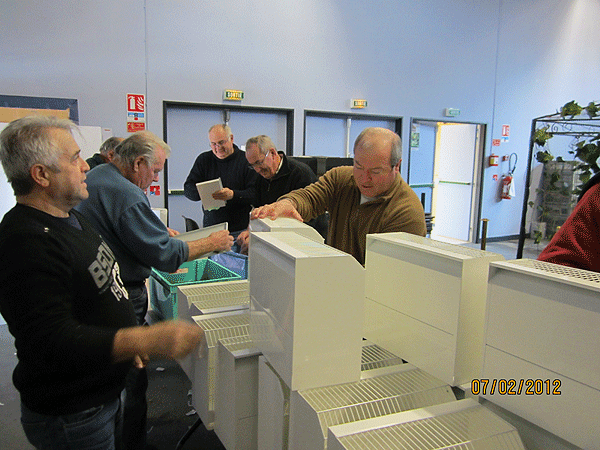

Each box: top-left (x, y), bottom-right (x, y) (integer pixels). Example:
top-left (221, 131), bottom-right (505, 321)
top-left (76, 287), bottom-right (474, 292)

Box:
top-left (223, 90), bottom-right (244, 101)
top-left (351, 99), bottom-right (368, 109)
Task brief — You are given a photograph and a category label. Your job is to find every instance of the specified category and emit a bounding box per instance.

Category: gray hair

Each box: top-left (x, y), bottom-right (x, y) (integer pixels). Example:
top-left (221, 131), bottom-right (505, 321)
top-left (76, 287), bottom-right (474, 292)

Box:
top-left (113, 131), bottom-right (171, 169)
top-left (99, 136), bottom-right (123, 156)
top-left (354, 127), bottom-right (402, 167)
top-left (209, 124), bottom-right (232, 137)
top-left (245, 135), bottom-right (277, 156)
top-left (0, 115), bottom-right (75, 196)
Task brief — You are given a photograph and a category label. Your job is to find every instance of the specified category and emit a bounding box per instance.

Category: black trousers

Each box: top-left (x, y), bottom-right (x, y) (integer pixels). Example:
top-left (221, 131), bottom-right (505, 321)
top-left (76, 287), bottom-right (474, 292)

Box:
top-left (123, 283), bottom-right (149, 450)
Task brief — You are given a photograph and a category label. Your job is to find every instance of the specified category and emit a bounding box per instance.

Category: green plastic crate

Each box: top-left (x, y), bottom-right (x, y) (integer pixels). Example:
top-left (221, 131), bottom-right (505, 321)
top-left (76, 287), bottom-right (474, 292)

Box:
top-left (149, 258), bottom-right (241, 320)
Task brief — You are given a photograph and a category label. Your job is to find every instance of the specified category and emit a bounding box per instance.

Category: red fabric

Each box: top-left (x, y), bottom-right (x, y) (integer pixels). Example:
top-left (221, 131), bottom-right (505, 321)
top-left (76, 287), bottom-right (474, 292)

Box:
top-left (537, 182), bottom-right (600, 272)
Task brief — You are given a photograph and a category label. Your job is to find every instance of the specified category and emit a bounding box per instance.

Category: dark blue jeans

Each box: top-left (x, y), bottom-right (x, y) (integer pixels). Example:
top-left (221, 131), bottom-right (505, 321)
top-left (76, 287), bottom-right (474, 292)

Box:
top-left (21, 398), bottom-right (121, 450)
top-left (229, 229), bottom-right (243, 254)
top-left (126, 283), bottom-right (149, 327)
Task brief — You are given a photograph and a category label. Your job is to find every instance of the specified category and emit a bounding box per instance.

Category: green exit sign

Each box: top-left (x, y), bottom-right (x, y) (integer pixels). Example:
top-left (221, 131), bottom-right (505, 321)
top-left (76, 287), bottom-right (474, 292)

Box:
top-left (445, 108), bottom-right (460, 117)
top-left (351, 99), bottom-right (368, 109)
top-left (223, 90), bottom-right (244, 101)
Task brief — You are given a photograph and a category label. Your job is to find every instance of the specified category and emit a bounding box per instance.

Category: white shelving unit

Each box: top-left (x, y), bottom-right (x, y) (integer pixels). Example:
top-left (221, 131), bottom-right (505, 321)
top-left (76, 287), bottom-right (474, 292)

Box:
top-left (327, 399), bottom-right (525, 450)
top-left (482, 259), bottom-right (600, 450)
top-left (364, 232), bottom-right (504, 386)
top-left (249, 231), bottom-right (364, 391)
top-left (288, 363), bottom-right (456, 450)
top-left (190, 310), bottom-right (250, 430)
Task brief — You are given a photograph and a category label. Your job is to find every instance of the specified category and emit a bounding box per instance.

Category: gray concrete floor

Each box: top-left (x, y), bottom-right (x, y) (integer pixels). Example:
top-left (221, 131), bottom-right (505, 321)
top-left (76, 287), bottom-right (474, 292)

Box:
top-left (461, 238), bottom-right (544, 261)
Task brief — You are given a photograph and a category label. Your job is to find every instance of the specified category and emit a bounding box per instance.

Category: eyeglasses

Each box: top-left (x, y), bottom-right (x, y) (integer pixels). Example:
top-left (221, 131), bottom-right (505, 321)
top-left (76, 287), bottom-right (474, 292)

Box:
top-left (353, 161), bottom-right (392, 177)
top-left (210, 139), bottom-right (230, 149)
top-left (248, 152), bottom-right (268, 169)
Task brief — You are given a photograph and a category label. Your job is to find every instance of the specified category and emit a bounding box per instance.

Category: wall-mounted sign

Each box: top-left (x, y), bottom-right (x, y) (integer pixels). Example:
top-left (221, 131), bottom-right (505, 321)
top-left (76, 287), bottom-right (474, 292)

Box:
top-left (492, 139), bottom-right (501, 146)
top-left (410, 123), bottom-right (420, 148)
top-left (223, 90), bottom-right (244, 101)
top-left (351, 99), bottom-right (368, 109)
top-left (126, 93), bottom-right (146, 133)
top-left (444, 108), bottom-right (460, 117)
top-left (410, 132), bottom-right (420, 148)
top-left (501, 124), bottom-right (510, 142)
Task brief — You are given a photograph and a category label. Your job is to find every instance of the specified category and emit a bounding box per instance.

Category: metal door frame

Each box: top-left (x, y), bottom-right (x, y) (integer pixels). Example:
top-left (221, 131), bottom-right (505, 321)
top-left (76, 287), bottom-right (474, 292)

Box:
top-left (408, 117), bottom-right (487, 243)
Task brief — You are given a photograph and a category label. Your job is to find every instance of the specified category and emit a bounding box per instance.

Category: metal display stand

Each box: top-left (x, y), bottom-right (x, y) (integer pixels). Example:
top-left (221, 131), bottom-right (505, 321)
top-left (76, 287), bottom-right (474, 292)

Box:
top-left (517, 111), bottom-right (600, 258)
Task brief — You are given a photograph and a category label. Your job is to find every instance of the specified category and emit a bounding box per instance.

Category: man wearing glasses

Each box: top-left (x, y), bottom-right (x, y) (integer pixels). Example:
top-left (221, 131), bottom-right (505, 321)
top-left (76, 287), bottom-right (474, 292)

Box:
top-left (236, 134), bottom-right (321, 252)
top-left (250, 127), bottom-right (426, 265)
top-left (184, 124), bottom-right (257, 234)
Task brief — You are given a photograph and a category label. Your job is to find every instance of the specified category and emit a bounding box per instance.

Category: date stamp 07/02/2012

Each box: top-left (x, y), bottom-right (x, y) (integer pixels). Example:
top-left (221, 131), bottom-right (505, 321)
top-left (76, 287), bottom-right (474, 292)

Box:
top-left (471, 378), bottom-right (562, 396)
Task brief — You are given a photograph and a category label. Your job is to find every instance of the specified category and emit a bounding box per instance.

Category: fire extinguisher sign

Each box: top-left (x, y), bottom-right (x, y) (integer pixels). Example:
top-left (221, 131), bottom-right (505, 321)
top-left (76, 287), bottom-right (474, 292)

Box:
top-left (126, 93), bottom-right (146, 133)
top-left (501, 124), bottom-right (510, 142)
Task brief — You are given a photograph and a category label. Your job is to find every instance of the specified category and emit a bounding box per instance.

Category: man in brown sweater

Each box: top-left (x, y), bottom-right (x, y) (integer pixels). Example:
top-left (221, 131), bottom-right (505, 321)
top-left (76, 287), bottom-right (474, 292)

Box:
top-left (251, 127), bottom-right (426, 265)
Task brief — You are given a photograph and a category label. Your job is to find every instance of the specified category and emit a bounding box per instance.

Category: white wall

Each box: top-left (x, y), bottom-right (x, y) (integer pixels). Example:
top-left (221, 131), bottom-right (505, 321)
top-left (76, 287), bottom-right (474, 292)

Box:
top-left (1, 0), bottom-right (599, 238)
top-left (485, 0), bottom-right (600, 238)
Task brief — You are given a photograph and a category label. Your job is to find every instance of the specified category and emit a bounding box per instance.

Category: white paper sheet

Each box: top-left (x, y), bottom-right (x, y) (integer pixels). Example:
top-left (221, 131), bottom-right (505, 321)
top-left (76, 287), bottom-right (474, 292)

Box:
top-left (196, 178), bottom-right (226, 211)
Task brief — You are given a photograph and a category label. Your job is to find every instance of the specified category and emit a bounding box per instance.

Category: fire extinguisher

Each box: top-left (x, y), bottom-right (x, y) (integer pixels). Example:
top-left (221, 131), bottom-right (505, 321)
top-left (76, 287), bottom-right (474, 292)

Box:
top-left (501, 153), bottom-right (518, 199)
top-left (501, 174), bottom-right (513, 199)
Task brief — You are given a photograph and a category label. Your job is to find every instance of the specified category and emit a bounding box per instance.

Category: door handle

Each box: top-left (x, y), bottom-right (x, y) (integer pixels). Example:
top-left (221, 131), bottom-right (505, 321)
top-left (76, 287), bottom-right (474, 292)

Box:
top-left (438, 180), bottom-right (471, 186)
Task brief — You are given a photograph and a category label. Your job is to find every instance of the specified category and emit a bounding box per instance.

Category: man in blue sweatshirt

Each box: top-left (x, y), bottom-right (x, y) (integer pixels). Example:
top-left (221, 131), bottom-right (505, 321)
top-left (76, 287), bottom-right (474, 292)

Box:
top-left (76, 130), bottom-right (233, 449)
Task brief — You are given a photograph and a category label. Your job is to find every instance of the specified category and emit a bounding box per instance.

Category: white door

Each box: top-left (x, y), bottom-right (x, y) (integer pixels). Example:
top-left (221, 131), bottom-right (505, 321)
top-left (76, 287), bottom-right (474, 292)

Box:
top-left (430, 123), bottom-right (479, 243)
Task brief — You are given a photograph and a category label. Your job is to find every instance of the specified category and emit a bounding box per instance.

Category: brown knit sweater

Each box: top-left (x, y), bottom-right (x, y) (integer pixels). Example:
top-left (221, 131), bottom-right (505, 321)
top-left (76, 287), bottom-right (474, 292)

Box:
top-left (280, 166), bottom-right (426, 265)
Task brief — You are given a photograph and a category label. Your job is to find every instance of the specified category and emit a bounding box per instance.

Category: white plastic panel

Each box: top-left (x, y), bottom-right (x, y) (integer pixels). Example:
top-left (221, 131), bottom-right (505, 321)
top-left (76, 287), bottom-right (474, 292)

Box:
top-left (191, 310), bottom-right (250, 430)
top-left (257, 356), bottom-right (289, 450)
top-left (215, 335), bottom-right (261, 450)
top-left (177, 280), bottom-right (249, 320)
top-left (249, 217), bottom-right (324, 243)
top-left (364, 298), bottom-right (456, 385)
top-left (288, 364), bottom-right (456, 450)
top-left (482, 346), bottom-right (599, 450)
top-left (173, 221), bottom-right (228, 242)
top-left (483, 259), bottom-right (600, 449)
top-left (364, 232), bottom-right (504, 386)
top-left (485, 259), bottom-right (600, 390)
top-left (327, 399), bottom-right (525, 450)
top-left (249, 232), bottom-right (364, 390)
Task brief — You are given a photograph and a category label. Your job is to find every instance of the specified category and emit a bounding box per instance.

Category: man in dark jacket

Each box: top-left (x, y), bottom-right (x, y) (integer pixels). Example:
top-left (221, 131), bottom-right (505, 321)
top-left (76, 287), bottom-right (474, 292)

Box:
top-left (183, 124), bottom-right (257, 234)
top-left (86, 136), bottom-right (123, 170)
top-left (236, 134), bottom-right (322, 252)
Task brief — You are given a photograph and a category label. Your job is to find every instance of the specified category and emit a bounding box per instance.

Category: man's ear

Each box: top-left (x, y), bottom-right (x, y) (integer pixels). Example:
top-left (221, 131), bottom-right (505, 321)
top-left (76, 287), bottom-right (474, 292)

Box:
top-left (30, 164), bottom-right (51, 188)
top-left (133, 156), bottom-right (145, 172)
